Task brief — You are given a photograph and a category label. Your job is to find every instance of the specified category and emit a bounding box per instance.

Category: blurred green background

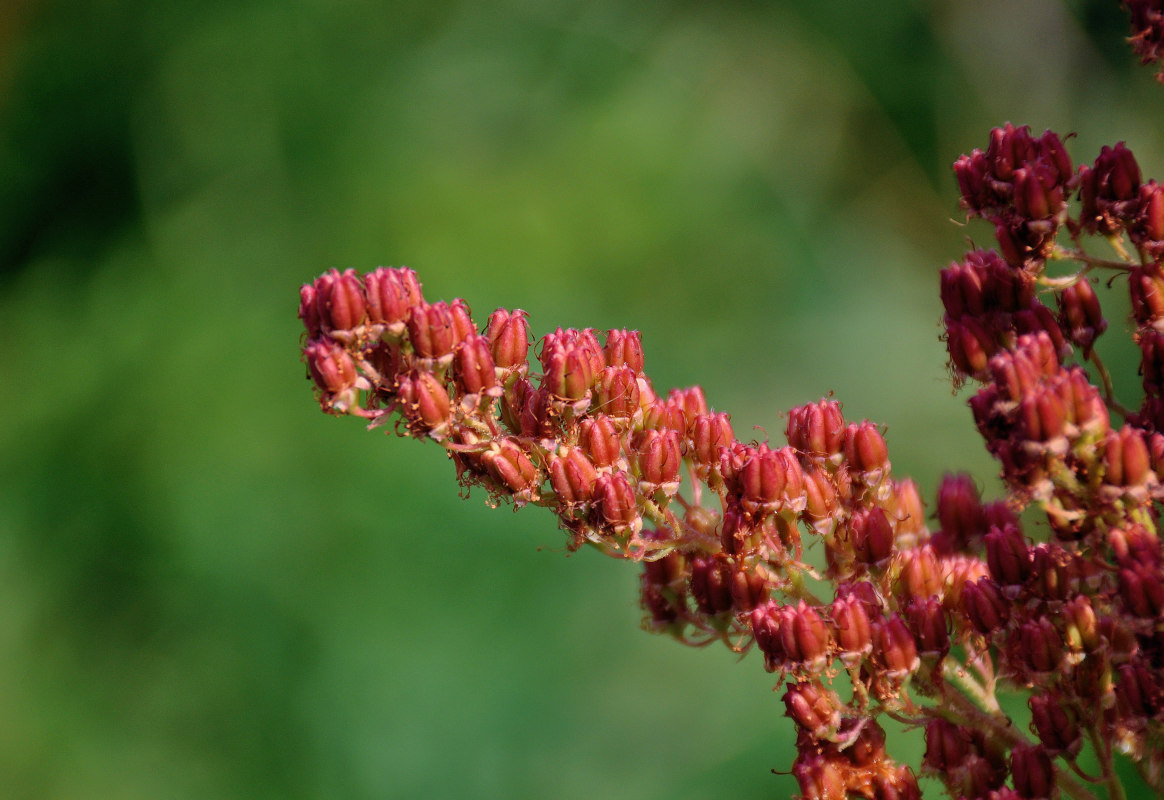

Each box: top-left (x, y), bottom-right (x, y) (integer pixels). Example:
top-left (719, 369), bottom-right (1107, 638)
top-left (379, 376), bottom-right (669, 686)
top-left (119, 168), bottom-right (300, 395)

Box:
top-left (0, 0), bottom-right (1159, 797)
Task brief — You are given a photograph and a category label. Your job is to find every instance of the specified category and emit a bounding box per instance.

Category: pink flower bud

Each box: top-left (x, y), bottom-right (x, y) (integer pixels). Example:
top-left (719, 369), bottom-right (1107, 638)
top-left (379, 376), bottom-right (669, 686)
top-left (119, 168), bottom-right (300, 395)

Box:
top-left (849, 507), bottom-right (894, 565)
top-left (690, 555), bottom-right (734, 616)
top-left (298, 283), bottom-right (324, 338)
top-left (640, 398), bottom-right (687, 436)
top-left (779, 601), bottom-right (832, 672)
top-left (453, 334), bottom-right (499, 396)
top-left (843, 421), bottom-right (889, 478)
top-left (484, 308), bottom-right (530, 370)
top-left (304, 338), bottom-right (358, 395)
top-left (1119, 561), bottom-right (1164, 618)
top-left (549, 447), bottom-right (599, 506)
top-left (634, 428), bottom-right (682, 496)
top-left (728, 564), bottom-right (768, 612)
top-left (1080, 143), bottom-right (1142, 234)
top-left (802, 466), bottom-right (840, 523)
top-left (483, 438), bottom-right (541, 497)
top-left (668, 386), bottom-right (709, 434)
top-left (871, 767), bottom-right (921, 800)
top-left (831, 592), bottom-right (874, 665)
top-left (1104, 424), bottom-right (1152, 490)
top-left (1016, 618), bottom-right (1064, 674)
top-left (955, 150), bottom-right (992, 213)
top-left (395, 369), bottom-right (452, 437)
top-left (786, 399), bottom-right (845, 457)
top-left (735, 444), bottom-right (805, 515)
top-left (945, 316), bottom-right (996, 379)
top-left (407, 301), bottom-right (461, 361)
top-left (923, 718), bottom-right (972, 773)
top-left (896, 544), bottom-right (943, 602)
top-left (933, 472), bottom-right (986, 556)
top-left (365, 266), bottom-right (423, 326)
top-left (593, 471), bottom-right (639, 534)
top-left (791, 753), bottom-right (847, 800)
top-left (1132, 180), bottom-right (1164, 248)
top-left (316, 268), bottom-right (367, 332)
top-left (579, 415), bottom-right (622, 469)
top-left (604, 329), bottom-right (644, 372)
top-left (874, 616), bottom-right (919, 680)
top-left (594, 366), bottom-right (641, 419)
top-left (783, 681), bottom-right (841, 739)
top-left (690, 412), bottom-right (734, 468)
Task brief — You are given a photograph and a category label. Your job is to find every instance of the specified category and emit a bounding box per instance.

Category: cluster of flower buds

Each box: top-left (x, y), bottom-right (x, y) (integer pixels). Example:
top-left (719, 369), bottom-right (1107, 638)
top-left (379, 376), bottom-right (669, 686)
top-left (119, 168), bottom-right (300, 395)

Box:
top-left (299, 77), bottom-right (1164, 800)
top-left (1125, 0), bottom-right (1164, 82)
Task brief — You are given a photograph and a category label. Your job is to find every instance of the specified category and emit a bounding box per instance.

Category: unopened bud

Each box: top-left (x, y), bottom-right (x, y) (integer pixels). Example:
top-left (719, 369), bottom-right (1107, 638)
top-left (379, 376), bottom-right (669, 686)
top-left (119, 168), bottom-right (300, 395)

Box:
top-left (786, 399), bottom-right (845, 457)
top-left (604, 329), bottom-right (644, 372)
top-left (485, 308), bottom-right (530, 369)
top-left (366, 266), bottom-right (423, 327)
top-left (549, 447), bottom-right (599, 506)
top-left (783, 681), bottom-right (841, 739)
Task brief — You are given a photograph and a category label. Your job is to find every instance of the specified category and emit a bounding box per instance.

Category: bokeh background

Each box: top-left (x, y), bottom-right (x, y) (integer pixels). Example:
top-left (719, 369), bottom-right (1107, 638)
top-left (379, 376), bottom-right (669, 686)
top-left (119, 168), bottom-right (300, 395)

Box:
top-left (0, 0), bottom-right (1159, 797)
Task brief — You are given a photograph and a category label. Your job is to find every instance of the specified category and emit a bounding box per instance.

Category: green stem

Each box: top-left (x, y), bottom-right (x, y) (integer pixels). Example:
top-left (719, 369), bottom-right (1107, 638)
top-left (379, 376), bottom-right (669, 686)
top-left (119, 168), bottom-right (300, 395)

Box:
top-left (1087, 725), bottom-right (1126, 800)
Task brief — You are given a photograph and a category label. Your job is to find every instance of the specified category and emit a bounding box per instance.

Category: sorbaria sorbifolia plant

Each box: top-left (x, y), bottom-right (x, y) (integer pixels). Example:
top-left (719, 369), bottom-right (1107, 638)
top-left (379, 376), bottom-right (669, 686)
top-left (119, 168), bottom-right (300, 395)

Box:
top-left (298, 5), bottom-right (1164, 798)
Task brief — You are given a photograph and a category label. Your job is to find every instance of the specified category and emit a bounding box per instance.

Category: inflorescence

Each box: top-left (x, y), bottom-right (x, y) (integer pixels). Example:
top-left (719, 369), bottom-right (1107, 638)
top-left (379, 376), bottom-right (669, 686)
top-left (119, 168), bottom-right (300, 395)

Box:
top-left (297, 53), bottom-right (1164, 800)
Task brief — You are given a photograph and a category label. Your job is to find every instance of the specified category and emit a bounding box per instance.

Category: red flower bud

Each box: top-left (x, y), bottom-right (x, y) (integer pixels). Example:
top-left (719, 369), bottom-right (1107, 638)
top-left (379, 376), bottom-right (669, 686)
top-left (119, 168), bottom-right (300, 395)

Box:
top-left (780, 601), bottom-right (832, 672)
top-left (604, 329), bottom-right (644, 372)
top-left (783, 681), bottom-right (841, 739)
top-left (904, 596), bottom-right (949, 658)
top-left (850, 507), bottom-right (895, 565)
top-left (667, 386), bottom-right (709, 434)
top-left (945, 316), bottom-right (996, 378)
top-left (593, 471), bottom-right (639, 534)
top-left (1104, 425), bottom-right (1152, 490)
top-left (641, 398), bottom-right (687, 436)
top-left (298, 283), bottom-right (324, 338)
top-left (690, 412), bottom-right (734, 468)
top-left (874, 615), bottom-right (919, 680)
top-left (1115, 660), bottom-right (1163, 720)
top-left (802, 466), bottom-right (840, 523)
top-left (395, 369), bottom-right (452, 438)
top-left (933, 472), bottom-right (986, 555)
top-left (1132, 180), bottom-right (1164, 248)
top-left (831, 592), bottom-right (874, 665)
top-left (1016, 618), bottom-right (1064, 674)
top-left (871, 767), bottom-right (921, 800)
top-left (594, 366), bottom-right (641, 419)
top-left (843, 421), bottom-right (889, 478)
top-left (541, 342), bottom-right (596, 401)
top-left (407, 301), bottom-right (461, 361)
top-left (483, 438), bottom-right (541, 497)
top-left (635, 428), bottom-right (682, 496)
top-left (485, 308), bottom-right (530, 369)
top-left (786, 399), bottom-right (845, 457)
top-left (315, 268), bottom-right (367, 332)
top-left (304, 338), bottom-right (358, 395)
top-left (791, 753), bottom-right (847, 800)
top-left (453, 334), bottom-right (499, 396)
top-left (579, 415), bottom-right (622, 469)
top-left (549, 447), bottom-right (599, 506)
top-left (690, 555), bottom-right (734, 616)
top-left (1119, 561), bottom-right (1164, 618)
top-left (923, 718), bottom-right (972, 773)
top-left (365, 266), bottom-right (423, 326)
top-left (735, 444), bottom-right (805, 515)
top-left (1130, 264), bottom-right (1164, 326)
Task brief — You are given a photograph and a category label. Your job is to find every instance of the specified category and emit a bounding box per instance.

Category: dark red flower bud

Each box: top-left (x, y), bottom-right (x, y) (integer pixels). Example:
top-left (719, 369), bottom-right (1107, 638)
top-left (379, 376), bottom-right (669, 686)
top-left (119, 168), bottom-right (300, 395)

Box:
top-left (783, 681), bottom-right (841, 739)
top-left (1115, 660), bottom-right (1163, 719)
top-left (1130, 264), bottom-right (1164, 326)
top-left (846, 718), bottom-right (887, 767)
top-left (365, 266), bottom-right (423, 326)
top-left (1058, 278), bottom-right (1106, 355)
top-left (1080, 143), bottom-right (1143, 233)
top-left (1010, 744), bottom-right (1055, 800)
top-left (831, 592), bottom-right (874, 665)
top-left (779, 600), bottom-right (832, 672)
top-left (985, 523), bottom-right (1031, 590)
top-left (690, 412), bottom-right (734, 468)
top-left (1013, 165), bottom-right (1055, 220)
top-left (874, 615), bottom-right (919, 680)
top-left (1028, 694), bottom-right (1082, 758)
top-left (395, 369), bottom-right (452, 437)
top-left (941, 258), bottom-right (988, 319)
top-left (593, 471), bottom-right (639, 533)
top-left (453, 334), bottom-right (499, 396)
top-left (1027, 543), bottom-right (1081, 602)
top-left (905, 596), bottom-right (949, 658)
top-left (549, 447), bottom-right (599, 506)
top-left (640, 398), bottom-right (688, 437)
top-left (750, 600), bottom-right (785, 673)
top-left (945, 316), bottom-right (996, 378)
top-left (955, 150), bottom-right (992, 213)
top-left (849, 507), bottom-right (895, 565)
top-left (541, 342), bottom-right (597, 401)
top-left (1017, 618), bottom-right (1064, 674)
top-left (1132, 180), bottom-right (1164, 248)
top-left (728, 564), bottom-right (768, 612)
top-left (924, 718), bottom-right (972, 773)
top-left (579, 415), bottom-right (622, 469)
top-left (690, 555), bottom-right (734, 616)
top-left (1104, 424), bottom-right (1152, 490)
top-left (485, 308), bottom-right (530, 369)
top-left (791, 753), bottom-right (847, 800)
top-left (843, 421), bottom-right (889, 478)
top-left (635, 428), bottom-right (682, 496)
top-left (962, 577), bottom-right (1009, 635)
top-left (1119, 561), bottom-right (1164, 618)
top-left (316, 268), bottom-right (367, 332)
top-left (483, 438), bottom-right (541, 496)
top-left (594, 366), bottom-right (641, 419)
top-left (933, 472), bottom-right (987, 556)
top-left (304, 338), bottom-right (358, 395)
top-left (604, 329), bottom-right (644, 372)
top-left (786, 399), bottom-right (845, 457)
